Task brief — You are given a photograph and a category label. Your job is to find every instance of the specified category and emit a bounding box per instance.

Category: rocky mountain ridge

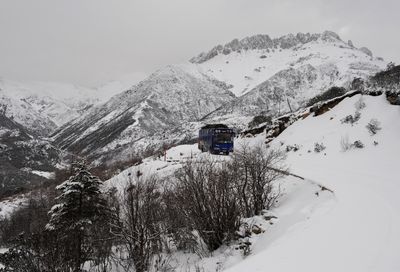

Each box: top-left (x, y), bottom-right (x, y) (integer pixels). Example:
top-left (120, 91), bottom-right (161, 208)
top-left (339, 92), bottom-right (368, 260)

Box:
top-left (191, 31), bottom-right (371, 64)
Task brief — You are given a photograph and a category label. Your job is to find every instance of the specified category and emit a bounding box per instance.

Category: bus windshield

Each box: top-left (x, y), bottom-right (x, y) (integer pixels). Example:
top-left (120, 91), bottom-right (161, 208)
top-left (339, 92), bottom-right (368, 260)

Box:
top-left (215, 132), bottom-right (233, 143)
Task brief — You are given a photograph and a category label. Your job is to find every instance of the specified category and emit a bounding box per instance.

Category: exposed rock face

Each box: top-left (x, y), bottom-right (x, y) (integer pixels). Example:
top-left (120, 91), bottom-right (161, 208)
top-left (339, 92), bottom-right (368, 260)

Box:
top-left (0, 114), bottom-right (61, 199)
top-left (359, 47), bottom-right (373, 57)
top-left (202, 63), bottom-right (342, 124)
top-left (190, 31), bottom-right (342, 63)
top-left (348, 40), bottom-right (354, 47)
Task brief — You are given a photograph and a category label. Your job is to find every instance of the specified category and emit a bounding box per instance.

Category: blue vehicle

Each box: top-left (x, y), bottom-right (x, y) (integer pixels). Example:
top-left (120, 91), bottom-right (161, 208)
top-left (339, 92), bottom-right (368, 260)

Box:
top-left (198, 124), bottom-right (234, 155)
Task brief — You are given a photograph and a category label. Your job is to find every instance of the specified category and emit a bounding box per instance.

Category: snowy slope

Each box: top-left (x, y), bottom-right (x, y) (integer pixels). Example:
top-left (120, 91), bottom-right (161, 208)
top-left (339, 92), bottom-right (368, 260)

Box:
top-left (105, 93), bottom-right (400, 272)
top-left (226, 94), bottom-right (400, 272)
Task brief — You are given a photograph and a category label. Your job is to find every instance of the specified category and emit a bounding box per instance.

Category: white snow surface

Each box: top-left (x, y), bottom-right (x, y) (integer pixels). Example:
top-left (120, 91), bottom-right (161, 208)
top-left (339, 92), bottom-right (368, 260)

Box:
top-left (31, 170), bottom-right (55, 179)
top-left (0, 196), bottom-right (25, 219)
top-left (106, 94), bottom-right (400, 272)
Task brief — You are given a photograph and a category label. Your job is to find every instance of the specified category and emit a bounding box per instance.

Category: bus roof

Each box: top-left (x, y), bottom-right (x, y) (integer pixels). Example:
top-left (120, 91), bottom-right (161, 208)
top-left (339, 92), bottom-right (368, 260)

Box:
top-left (201, 124), bottom-right (229, 129)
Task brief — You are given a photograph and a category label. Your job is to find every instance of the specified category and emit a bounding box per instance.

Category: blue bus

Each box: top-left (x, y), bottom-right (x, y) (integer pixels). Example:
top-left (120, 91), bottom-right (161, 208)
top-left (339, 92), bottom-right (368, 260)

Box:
top-left (198, 124), bottom-right (234, 155)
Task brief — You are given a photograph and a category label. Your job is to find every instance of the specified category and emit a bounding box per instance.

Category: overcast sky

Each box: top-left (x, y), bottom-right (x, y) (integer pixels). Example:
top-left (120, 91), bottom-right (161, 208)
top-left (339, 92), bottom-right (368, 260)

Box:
top-left (0, 0), bottom-right (399, 86)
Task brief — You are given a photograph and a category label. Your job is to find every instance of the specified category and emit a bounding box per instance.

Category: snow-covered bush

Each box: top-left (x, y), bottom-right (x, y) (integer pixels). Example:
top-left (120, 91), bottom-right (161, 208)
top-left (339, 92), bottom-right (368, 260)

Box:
top-left (366, 119), bottom-right (382, 135)
top-left (237, 237), bottom-right (252, 257)
top-left (306, 86), bottom-right (346, 107)
top-left (353, 140), bottom-right (364, 149)
top-left (248, 115), bottom-right (272, 128)
top-left (314, 142), bottom-right (326, 153)
top-left (0, 163), bottom-right (117, 272)
top-left (355, 96), bottom-right (366, 110)
top-left (286, 144), bottom-right (299, 152)
top-left (341, 111), bottom-right (361, 125)
top-left (341, 137), bottom-right (364, 151)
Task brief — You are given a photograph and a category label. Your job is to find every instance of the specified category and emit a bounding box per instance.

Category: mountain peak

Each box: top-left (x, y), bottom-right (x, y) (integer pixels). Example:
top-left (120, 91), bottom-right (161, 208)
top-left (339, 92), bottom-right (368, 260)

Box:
top-left (190, 31), bottom-right (343, 64)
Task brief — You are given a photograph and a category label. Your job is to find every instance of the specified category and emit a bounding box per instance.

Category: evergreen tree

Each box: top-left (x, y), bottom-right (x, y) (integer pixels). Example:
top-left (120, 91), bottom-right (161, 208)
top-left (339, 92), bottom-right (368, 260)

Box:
top-left (46, 161), bottom-right (113, 272)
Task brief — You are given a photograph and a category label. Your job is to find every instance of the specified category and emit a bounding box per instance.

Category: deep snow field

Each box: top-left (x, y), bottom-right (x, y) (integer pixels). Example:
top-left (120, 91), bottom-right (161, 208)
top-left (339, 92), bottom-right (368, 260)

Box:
top-left (106, 93), bottom-right (400, 272)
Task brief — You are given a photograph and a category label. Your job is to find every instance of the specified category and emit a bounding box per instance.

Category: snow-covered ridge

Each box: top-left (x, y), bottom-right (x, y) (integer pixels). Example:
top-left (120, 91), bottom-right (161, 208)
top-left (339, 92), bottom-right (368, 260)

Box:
top-left (191, 31), bottom-right (370, 64)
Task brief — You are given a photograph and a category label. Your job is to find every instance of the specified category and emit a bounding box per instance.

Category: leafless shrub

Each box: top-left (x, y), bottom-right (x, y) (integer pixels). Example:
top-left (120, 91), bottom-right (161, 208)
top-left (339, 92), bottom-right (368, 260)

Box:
top-left (353, 140), bottom-right (364, 149)
top-left (314, 142), bottom-right (326, 153)
top-left (355, 96), bottom-right (366, 110)
top-left (286, 144), bottom-right (299, 152)
top-left (149, 254), bottom-right (176, 272)
top-left (341, 136), bottom-right (352, 152)
top-left (229, 144), bottom-right (287, 217)
top-left (341, 136), bottom-right (364, 151)
top-left (113, 175), bottom-right (166, 272)
top-left (366, 119), bottom-right (382, 135)
top-left (173, 159), bottom-right (242, 251)
top-left (341, 111), bottom-right (361, 125)
top-left (163, 188), bottom-right (199, 254)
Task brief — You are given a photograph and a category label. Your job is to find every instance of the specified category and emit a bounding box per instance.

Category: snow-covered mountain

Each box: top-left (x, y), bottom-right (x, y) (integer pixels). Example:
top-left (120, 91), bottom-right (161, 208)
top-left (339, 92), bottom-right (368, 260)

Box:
top-left (192, 31), bottom-right (385, 97)
top-left (52, 65), bottom-right (235, 164)
top-left (51, 31), bottom-right (388, 164)
top-left (193, 31), bottom-right (386, 128)
top-left (0, 80), bottom-right (97, 135)
top-left (0, 74), bottom-right (146, 136)
top-left (0, 74), bottom-right (147, 192)
top-left (0, 113), bottom-right (61, 199)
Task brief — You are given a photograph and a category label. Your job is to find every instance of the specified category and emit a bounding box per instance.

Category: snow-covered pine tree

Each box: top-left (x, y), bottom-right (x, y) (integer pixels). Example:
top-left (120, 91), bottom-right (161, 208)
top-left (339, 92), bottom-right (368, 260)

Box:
top-left (46, 161), bottom-right (114, 272)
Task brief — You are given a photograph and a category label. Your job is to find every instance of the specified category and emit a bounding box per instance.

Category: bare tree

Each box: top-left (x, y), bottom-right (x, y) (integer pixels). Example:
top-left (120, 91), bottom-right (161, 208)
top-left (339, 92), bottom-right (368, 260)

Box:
top-left (113, 174), bottom-right (166, 272)
top-left (229, 144), bottom-right (287, 217)
top-left (173, 159), bottom-right (242, 251)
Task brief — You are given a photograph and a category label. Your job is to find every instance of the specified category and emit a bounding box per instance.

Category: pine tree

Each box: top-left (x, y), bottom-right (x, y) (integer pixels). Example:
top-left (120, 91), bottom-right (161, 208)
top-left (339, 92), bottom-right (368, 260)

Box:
top-left (46, 161), bottom-right (113, 272)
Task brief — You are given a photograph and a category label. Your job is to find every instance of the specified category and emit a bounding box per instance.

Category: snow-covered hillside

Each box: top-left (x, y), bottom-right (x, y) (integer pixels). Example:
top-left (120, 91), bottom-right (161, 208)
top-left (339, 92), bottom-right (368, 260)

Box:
top-left (193, 31), bottom-right (385, 97)
top-left (0, 75), bottom-right (146, 135)
top-left (225, 94), bottom-right (400, 272)
top-left (0, 79), bottom-right (95, 134)
top-left (52, 65), bottom-right (235, 164)
top-left (105, 93), bottom-right (400, 271)
top-left (0, 114), bottom-right (61, 199)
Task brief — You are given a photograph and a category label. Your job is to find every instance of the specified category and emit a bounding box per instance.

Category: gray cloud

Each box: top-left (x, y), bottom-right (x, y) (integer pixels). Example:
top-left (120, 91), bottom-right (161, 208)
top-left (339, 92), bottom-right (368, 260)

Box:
top-left (0, 0), bottom-right (399, 86)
